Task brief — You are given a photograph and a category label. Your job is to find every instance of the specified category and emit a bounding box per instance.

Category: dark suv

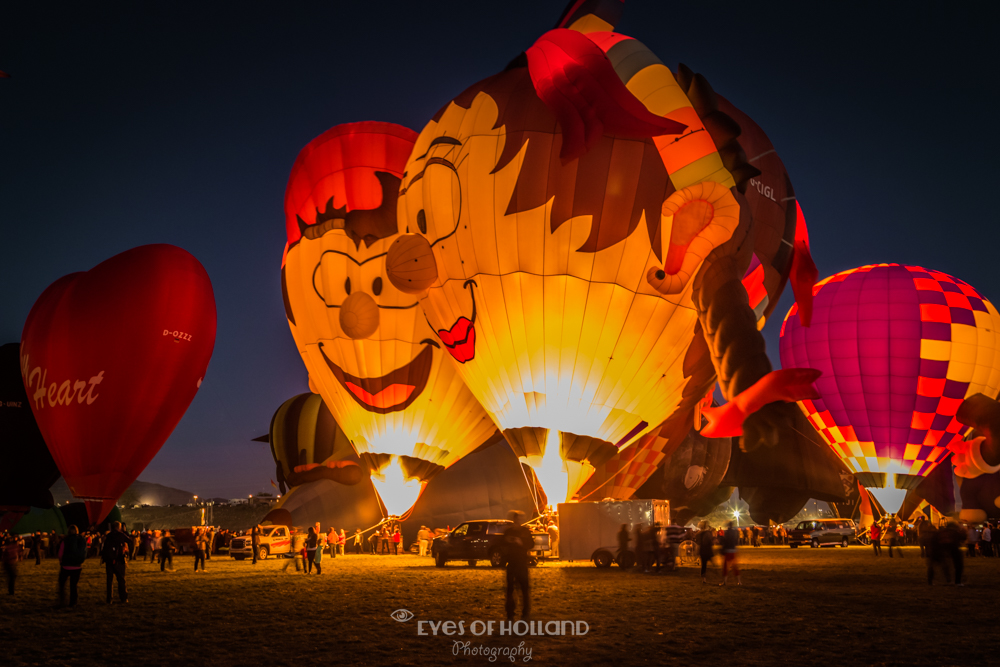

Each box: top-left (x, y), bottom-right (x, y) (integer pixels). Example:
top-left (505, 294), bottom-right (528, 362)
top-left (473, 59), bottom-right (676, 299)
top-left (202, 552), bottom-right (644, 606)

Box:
top-left (789, 518), bottom-right (856, 548)
top-left (431, 520), bottom-right (513, 567)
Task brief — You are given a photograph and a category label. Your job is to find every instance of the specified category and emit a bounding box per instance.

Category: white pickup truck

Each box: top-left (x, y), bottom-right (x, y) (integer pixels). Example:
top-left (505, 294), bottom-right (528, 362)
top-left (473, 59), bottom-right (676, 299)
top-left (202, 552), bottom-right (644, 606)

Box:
top-left (229, 525), bottom-right (293, 560)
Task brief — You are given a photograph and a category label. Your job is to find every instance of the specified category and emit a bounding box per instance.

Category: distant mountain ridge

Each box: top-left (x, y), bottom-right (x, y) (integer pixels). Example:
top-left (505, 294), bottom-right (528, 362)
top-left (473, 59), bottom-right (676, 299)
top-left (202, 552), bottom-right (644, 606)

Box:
top-left (49, 478), bottom-right (196, 507)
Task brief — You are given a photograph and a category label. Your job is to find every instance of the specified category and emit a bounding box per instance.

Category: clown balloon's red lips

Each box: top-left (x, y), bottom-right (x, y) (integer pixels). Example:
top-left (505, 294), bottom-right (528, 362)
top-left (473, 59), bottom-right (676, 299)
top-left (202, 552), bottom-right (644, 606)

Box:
top-left (438, 317), bottom-right (475, 363)
top-left (319, 343), bottom-right (433, 414)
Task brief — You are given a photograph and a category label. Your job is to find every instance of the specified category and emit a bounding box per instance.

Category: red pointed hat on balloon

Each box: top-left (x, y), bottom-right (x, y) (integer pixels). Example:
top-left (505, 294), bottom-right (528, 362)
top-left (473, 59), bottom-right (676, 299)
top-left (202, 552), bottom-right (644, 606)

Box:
top-left (21, 244), bottom-right (217, 524)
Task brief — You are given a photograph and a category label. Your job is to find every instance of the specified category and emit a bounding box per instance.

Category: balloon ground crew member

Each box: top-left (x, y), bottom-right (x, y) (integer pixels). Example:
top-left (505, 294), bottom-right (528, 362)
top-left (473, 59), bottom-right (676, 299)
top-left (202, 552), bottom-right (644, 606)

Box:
top-left (101, 521), bottom-right (130, 604)
top-left (58, 525), bottom-right (87, 607)
top-left (159, 529), bottom-right (177, 572)
top-left (503, 511), bottom-right (532, 622)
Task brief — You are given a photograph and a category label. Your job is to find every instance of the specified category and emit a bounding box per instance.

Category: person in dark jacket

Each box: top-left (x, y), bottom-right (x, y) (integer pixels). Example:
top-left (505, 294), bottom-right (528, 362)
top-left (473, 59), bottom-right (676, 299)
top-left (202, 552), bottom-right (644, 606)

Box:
top-left (251, 525), bottom-right (260, 565)
top-left (159, 530), bottom-right (176, 572)
top-left (697, 522), bottom-right (716, 584)
top-left (58, 525), bottom-right (87, 606)
top-left (101, 522), bottom-right (130, 604)
top-left (305, 527), bottom-right (318, 574)
top-left (720, 522), bottom-right (741, 586)
top-left (617, 524), bottom-right (630, 565)
top-left (503, 511), bottom-right (532, 621)
top-left (2, 535), bottom-right (21, 595)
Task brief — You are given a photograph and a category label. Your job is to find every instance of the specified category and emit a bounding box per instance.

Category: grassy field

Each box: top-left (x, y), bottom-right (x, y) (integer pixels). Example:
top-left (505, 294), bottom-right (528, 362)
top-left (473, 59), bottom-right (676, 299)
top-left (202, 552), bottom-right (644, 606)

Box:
top-left (1, 545), bottom-right (994, 666)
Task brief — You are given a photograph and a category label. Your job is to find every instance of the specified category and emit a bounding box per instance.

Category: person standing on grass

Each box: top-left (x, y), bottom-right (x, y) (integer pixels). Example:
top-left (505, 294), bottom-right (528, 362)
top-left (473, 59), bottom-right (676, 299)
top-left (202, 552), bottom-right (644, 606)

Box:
top-left (251, 525), bottom-right (260, 565)
top-left (617, 524), bottom-right (630, 565)
top-left (697, 521), bottom-right (715, 584)
top-left (312, 530), bottom-right (324, 575)
top-left (101, 522), bottom-right (130, 604)
top-left (720, 521), bottom-right (741, 586)
top-left (353, 528), bottom-right (363, 555)
top-left (193, 530), bottom-right (209, 573)
top-left (943, 521), bottom-right (965, 586)
top-left (159, 530), bottom-right (176, 572)
top-left (283, 529), bottom-right (305, 573)
top-left (58, 525), bottom-right (87, 607)
top-left (392, 527), bottom-right (402, 555)
top-left (503, 511), bottom-right (532, 622)
top-left (305, 527), bottom-right (318, 573)
top-left (870, 522), bottom-right (882, 556)
top-left (923, 522), bottom-right (943, 585)
top-left (980, 523), bottom-right (992, 557)
top-left (887, 517), bottom-right (903, 558)
top-left (546, 520), bottom-right (559, 559)
top-left (2, 534), bottom-right (21, 595)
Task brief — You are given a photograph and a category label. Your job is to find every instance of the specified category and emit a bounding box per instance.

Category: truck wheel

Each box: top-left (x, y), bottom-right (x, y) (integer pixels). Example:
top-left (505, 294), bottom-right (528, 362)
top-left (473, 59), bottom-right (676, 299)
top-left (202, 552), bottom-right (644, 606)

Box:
top-left (528, 557), bottom-right (539, 567)
top-left (467, 560), bottom-right (478, 567)
top-left (435, 552), bottom-right (447, 568)
top-left (617, 550), bottom-right (636, 569)
top-left (841, 537), bottom-right (849, 548)
top-left (790, 544), bottom-right (798, 549)
top-left (811, 539), bottom-right (819, 549)
top-left (489, 549), bottom-right (505, 568)
top-left (257, 546), bottom-right (269, 560)
top-left (233, 555), bottom-right (245, 561)
top-left (593, 550), bottom-right (613, 568)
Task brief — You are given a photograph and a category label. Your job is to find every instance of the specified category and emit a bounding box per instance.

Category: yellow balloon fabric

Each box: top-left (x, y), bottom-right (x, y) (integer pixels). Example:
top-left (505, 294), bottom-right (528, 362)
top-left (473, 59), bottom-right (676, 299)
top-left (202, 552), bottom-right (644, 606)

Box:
top-left (282, 122), bottom-right (498, 516)
top-left (396, 31), bottom-right (750, 503)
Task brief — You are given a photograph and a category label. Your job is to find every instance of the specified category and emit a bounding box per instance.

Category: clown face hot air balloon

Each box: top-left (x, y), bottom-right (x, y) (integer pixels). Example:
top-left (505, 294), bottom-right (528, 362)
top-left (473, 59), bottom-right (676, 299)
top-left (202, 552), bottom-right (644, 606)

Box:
top-left (282, 122), bottom-right (499, 516)
top-left (392, 15), bottom-right (818, 503)
top-left (780, 264), bottom-right (1000, 513)
top-left (20, 244), bottom-right (217, 524)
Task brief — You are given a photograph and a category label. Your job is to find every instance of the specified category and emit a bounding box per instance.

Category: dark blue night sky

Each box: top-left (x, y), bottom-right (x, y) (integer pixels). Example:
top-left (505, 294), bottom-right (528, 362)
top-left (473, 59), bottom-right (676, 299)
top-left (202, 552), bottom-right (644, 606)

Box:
top-left (2, 2), bottom-right (997, 497)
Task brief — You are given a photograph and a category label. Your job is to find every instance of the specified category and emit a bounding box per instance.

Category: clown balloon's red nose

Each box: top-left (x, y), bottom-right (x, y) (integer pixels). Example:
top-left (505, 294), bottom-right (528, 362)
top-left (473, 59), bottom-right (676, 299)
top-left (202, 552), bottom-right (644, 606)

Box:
top-left (339, 291), bottom-right (379, 339)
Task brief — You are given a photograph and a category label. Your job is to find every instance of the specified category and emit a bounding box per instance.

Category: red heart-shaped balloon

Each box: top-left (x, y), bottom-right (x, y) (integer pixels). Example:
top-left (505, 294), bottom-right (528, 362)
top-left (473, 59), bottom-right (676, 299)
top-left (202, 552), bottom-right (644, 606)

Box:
top-left (20, 244), bottom-right (217, 524)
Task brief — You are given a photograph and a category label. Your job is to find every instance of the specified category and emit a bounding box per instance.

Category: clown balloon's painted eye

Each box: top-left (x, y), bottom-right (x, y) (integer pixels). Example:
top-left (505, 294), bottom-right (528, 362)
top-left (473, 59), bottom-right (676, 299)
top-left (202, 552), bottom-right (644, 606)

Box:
top-left (345, 277), bottom-right (351, 295)
top-left (372, 277), bottom-right (383, 296)
top-left (417, 209), bottom-right (427, 234)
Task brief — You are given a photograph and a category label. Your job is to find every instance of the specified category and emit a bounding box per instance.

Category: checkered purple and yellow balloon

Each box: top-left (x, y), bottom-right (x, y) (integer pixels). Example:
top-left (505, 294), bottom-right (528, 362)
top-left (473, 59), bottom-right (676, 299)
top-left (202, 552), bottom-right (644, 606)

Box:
top-left (779, 264), bottom-right (1000, 511)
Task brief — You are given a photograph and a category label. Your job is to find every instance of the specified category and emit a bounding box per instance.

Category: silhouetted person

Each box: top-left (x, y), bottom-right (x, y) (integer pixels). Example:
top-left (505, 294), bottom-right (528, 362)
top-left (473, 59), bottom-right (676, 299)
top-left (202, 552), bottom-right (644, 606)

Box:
top-left (617, 524), bottom-right (630, 565)
top-left (944, 521), bottom-right (965, 586)
top-left (924, 522), bottom-right (943, 585)
top-left (306, 527), bottom-right (318, 573)
top-left (2, 535), bottom-right (21, 595)
top-left (887, 518), bottom-right (903, 558)
top-left (193, 530), bottom-right (208, 572)
top-left (870, 523), bottom-right (882, 556)
top-left (101, 521), bottom-right (130, 604)
top-left (251, 525), bottom-right (260, 565)
top-left (697, 521), bottom-right (715, 584)
top-left (503, 511), bottom-right (532, 621)
top-left (58, 525), bottom-right (87, 607)
top-left (720, 521), bottom-right (741, 586)
top-left (159, 530), bottom-right (176, 572)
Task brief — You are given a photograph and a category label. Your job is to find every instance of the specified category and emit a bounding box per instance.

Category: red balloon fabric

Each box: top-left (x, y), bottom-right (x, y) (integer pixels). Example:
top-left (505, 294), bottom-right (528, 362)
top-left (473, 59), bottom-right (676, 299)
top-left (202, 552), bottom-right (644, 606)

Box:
top-left (21, 244), bottom-right (216, 524)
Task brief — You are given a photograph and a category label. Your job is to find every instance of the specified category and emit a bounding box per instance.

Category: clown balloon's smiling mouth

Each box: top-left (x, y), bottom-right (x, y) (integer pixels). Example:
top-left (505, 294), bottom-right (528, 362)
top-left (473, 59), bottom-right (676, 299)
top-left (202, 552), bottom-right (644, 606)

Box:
top-left (438, 279), bottom-right (477, 363)
top-left (319, 343), bottom-right (434, 414)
